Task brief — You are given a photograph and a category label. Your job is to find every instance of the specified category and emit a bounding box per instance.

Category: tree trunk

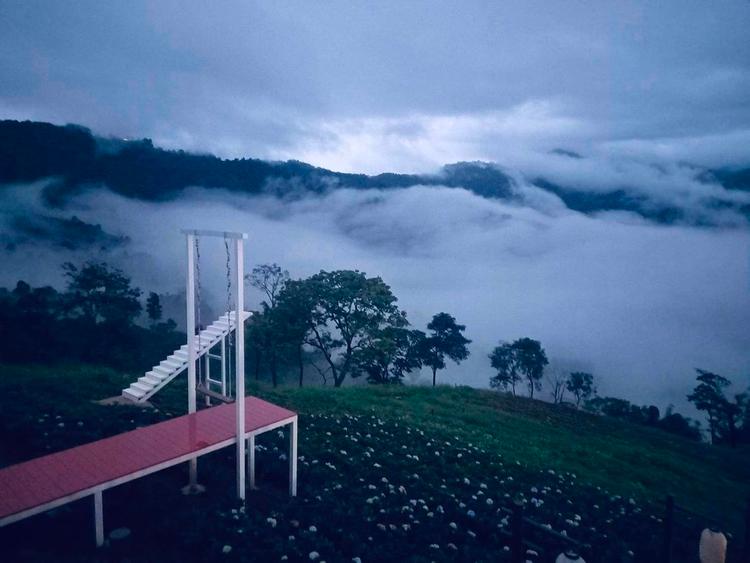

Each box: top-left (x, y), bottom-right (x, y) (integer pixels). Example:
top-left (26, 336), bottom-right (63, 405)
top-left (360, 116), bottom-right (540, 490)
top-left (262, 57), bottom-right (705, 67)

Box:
top-left (432, 367), bottom-right (437, 387)
top-left (270, 351), bottom-right (278, 388)
top-left (298, 345), bottom-right (304, 388)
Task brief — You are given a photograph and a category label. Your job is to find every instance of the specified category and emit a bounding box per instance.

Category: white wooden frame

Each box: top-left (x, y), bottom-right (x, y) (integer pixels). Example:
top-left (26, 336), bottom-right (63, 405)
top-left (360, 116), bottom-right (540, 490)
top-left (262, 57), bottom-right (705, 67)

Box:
top-left (183, 229), bottom-right (248, 497)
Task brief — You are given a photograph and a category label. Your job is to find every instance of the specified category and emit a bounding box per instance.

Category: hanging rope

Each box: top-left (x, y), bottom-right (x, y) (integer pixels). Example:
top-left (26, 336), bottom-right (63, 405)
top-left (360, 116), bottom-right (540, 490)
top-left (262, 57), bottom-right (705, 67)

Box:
top-left (224, 235), bottom-right (234, 399)
top-left (195, 236), bottom-right (203, 388)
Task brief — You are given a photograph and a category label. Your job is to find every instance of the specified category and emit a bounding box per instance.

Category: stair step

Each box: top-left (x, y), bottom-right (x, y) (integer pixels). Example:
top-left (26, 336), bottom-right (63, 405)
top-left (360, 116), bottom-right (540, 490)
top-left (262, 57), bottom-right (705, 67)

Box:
top-left (140, 375), bottom-right (161, 386)
top-left (121, 311), bottom-right (252, 401)
top-left (123, 388), bottom-right (145, 401)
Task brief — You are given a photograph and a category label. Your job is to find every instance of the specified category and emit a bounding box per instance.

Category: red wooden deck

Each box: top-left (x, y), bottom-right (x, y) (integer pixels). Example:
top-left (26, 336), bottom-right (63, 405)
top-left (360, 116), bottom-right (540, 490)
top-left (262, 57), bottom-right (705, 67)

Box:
top-left (0, 396), bottom-right (296, 525)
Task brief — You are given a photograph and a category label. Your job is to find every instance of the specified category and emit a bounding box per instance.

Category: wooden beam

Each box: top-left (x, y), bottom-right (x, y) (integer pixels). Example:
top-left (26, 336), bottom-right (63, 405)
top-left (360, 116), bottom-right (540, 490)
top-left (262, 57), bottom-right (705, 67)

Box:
top-left (94, 491), bottom-right (104, 547)
top-left (289, 417), bottom-right (298, 497)
top-left (235, 238), bottom-right (246, 501)
top-left (180, 229), bottom-right (247, 239)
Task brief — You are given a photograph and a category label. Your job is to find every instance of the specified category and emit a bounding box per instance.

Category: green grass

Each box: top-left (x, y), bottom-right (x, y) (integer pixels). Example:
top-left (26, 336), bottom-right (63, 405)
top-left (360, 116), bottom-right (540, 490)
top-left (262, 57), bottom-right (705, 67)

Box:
top-left (253, 382), bottom-right (750, 524)
top-left (1, 363), bottom-right (748, 561)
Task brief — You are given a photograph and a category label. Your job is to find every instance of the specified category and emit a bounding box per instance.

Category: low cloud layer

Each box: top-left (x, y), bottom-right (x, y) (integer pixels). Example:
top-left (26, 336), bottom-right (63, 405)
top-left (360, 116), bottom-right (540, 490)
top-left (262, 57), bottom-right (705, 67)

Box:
top-left (2, 182), bottom-right (748, 414)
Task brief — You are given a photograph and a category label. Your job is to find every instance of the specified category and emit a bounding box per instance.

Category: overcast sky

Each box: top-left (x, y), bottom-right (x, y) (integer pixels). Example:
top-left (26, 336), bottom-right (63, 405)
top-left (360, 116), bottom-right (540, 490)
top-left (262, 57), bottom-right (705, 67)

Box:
top-left (2, 1), bottom-right (750, 172)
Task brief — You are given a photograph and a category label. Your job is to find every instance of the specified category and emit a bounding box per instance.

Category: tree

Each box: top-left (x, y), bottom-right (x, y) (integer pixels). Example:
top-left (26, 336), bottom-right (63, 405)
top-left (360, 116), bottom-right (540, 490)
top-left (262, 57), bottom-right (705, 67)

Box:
top-left (272, 278), bottom-right (315, 387)
top-left (657, 406), bottom-right (702, 442)
top-left (247, 263), bottom-right (289, 309)
top-left (566, 372), bottom-right (595, 407)
top-left (352, 327), bottom-right (423, 384)
top-left (546, 369), bottom-right (567, 404)
top-left (489, 341), bottom-right (521, 395)
top-left (302, 270), bottom-right (407, 387)
top-left (246, 263), bottom-right (291, 387)
top-left (687, 369), bottom-right (732, 445)
top-left (513, 338), bottom-right (548, 399)
top-left (62, 261), bottom-right (142, 324)
top-left (146, 292), bottom-right (162, 324)
top-left (419, 312), bottom-right (471, 387)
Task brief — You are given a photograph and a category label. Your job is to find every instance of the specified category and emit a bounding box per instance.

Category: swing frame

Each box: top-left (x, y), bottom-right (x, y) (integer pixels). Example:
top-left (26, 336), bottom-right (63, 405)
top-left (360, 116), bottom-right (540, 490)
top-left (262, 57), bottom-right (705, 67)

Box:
top-left (182, 229), bottom-right (249, 500)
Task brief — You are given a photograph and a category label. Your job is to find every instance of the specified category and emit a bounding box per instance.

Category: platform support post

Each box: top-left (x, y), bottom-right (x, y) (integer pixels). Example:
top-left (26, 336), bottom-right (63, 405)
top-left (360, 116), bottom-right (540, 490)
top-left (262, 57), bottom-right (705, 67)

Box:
top-left (247, 434), bottom-right (256, 489)
top-left (289, 417), bottom-right (298, 497)
top-left (94, 490), bottom-right (104, 547)
top-left (186, 233), bottom-right (199, 489)
top-left (235, 237), bottom-right (246, 502)
top-left (221, 336), bottom-right (227, 396)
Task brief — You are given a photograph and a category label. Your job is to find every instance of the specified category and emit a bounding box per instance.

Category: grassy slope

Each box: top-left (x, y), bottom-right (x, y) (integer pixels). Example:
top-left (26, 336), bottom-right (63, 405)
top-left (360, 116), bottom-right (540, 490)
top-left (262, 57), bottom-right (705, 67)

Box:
top-left (252, 383), bottom-right (750, 526)
top-left (1, 364), bottom-right (748, 535)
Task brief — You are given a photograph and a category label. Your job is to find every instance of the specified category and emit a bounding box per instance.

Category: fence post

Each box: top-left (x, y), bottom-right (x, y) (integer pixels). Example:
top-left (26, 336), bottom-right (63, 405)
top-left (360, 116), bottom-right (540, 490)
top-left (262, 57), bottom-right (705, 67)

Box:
top-left (743, 497), bottom-right (750, 563)
top-left (511, 501), bottom-right (524, 563)
top-left (663, 495), bottom-right (674, 563)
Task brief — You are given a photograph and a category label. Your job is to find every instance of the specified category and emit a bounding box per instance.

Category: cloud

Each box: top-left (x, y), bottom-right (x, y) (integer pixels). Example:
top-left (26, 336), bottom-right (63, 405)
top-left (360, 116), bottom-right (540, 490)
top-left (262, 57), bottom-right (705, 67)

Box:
top-left (272, 100), bottom-right (592, 174)
top-left (2, 182), bottom-right (748, 415)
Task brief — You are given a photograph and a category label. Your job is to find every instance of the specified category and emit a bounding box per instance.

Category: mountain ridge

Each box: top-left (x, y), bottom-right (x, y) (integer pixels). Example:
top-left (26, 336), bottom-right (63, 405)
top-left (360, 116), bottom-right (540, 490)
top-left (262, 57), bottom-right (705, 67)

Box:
top-left (1, 119), bottom-right (748, 225)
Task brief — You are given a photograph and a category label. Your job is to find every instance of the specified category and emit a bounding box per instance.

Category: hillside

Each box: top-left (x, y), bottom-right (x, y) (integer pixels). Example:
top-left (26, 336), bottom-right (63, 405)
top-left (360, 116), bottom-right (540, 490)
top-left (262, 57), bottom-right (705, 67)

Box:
top-left (1, 364), bottom-right (747, 561)
top-left (2, 119), bottom-right (748, 226)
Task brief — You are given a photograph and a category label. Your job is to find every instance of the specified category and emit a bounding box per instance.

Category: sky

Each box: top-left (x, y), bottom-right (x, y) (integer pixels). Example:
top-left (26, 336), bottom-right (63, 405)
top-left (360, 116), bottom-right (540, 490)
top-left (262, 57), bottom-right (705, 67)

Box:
top-left (1, 1), bottom-right (749, 412)
top-left (1, 1), bottom-right (750, 173)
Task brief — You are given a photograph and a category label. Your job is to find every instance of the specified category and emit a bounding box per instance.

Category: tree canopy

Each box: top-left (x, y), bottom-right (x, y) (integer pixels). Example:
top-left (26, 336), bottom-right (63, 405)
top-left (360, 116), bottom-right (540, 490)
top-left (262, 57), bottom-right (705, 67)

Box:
top-left (419, 312), bottom-right (471, 387)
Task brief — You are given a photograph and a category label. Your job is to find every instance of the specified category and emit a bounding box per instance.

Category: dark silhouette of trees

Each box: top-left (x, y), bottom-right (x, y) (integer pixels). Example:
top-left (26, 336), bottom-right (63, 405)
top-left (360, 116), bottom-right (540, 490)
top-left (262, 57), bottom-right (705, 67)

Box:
top-left (0, 263), bottom-right (181, 370)
top-left (353, 326), bottom-right (424, 384)
top-left (489, 338), bottom-right (547, 398)
top-left (418, 313), bottom-right (471, 387)
top-left (687, 369), bottom-right (746, 447)
top-left (489, 341), bottom-right (520, 394)
top-left (566, 372), bottom-right (595, 407)
top-left (63, 261), bottom-right (142, 324)
top-left (146, 292), bottom-right (162, 324)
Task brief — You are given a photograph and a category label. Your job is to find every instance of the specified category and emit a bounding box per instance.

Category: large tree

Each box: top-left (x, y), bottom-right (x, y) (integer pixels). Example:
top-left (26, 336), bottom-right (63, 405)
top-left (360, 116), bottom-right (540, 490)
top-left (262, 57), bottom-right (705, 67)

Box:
top-left (302, 270), bottom-right (406, 387)
top-left (566, 371), bottom-right (595, 407)
top-left (513, 338), bottom-right (548, 399)
top-left (352, 327), bottom-right (424, 384)
top-left (419, 312), bottom-right (471, 387)
top-left (489, 341), bottom-right (521, 395)
top-left (271, 278), bottom-right (315, 387)
top-left (247, 263), bottom-right (289, 309)
top-left (687, 369), bottom-right (745, 447)
top-left (246, 263), bottom-right (291, 387)
top-left (489, 337), bottom-right (548, 398)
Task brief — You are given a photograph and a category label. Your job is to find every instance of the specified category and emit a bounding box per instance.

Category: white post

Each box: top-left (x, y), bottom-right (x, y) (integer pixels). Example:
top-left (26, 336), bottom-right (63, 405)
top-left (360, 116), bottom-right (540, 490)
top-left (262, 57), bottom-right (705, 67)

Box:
top-left (221, 336), bottom-right (227, 396)
top-left (94, 491), bottom-right (104, 547)
top-left (247, 434), bottom-right (256, 489)
top-left (289, 417), bottom-right (298, 497)
top-left (235, 238), bottom-right (246, 501)
top-left (186, 234), bottom-right (198, 487)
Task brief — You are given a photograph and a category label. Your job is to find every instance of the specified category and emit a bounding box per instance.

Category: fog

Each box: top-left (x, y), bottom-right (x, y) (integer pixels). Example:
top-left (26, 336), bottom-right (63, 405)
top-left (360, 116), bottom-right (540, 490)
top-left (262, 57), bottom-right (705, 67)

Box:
top-left (2, 181), bottom-right (748, 413)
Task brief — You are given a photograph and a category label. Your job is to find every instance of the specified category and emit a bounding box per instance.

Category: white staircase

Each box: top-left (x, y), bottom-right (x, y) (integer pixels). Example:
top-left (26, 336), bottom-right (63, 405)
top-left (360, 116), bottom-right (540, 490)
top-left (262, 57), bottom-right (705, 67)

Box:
top-left (122, 311), bottom-right (252, 403)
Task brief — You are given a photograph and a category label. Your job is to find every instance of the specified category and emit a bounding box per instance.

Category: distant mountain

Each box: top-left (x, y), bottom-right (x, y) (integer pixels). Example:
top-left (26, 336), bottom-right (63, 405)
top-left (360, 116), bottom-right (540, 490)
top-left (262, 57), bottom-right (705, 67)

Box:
top-left (1, 119), bottom-right (748, 225)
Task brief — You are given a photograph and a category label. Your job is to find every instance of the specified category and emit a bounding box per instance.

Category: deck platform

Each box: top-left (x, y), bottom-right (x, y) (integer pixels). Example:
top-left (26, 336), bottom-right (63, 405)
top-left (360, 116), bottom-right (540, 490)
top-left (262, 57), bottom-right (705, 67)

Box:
top-left (0, 396), bottom-right (297, 544)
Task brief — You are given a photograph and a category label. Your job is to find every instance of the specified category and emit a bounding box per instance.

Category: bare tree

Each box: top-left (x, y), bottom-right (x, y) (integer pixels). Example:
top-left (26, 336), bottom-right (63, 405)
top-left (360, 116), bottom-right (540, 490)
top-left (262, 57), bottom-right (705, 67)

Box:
top-left (246, 263), bottom-right (289, 309)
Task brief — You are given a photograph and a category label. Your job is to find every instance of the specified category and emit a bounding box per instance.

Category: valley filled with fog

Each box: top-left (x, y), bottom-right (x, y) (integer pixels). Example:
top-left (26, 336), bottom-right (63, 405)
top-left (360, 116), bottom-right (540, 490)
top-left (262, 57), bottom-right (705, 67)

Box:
top-left (2, 178), bottom-right (747, 413)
